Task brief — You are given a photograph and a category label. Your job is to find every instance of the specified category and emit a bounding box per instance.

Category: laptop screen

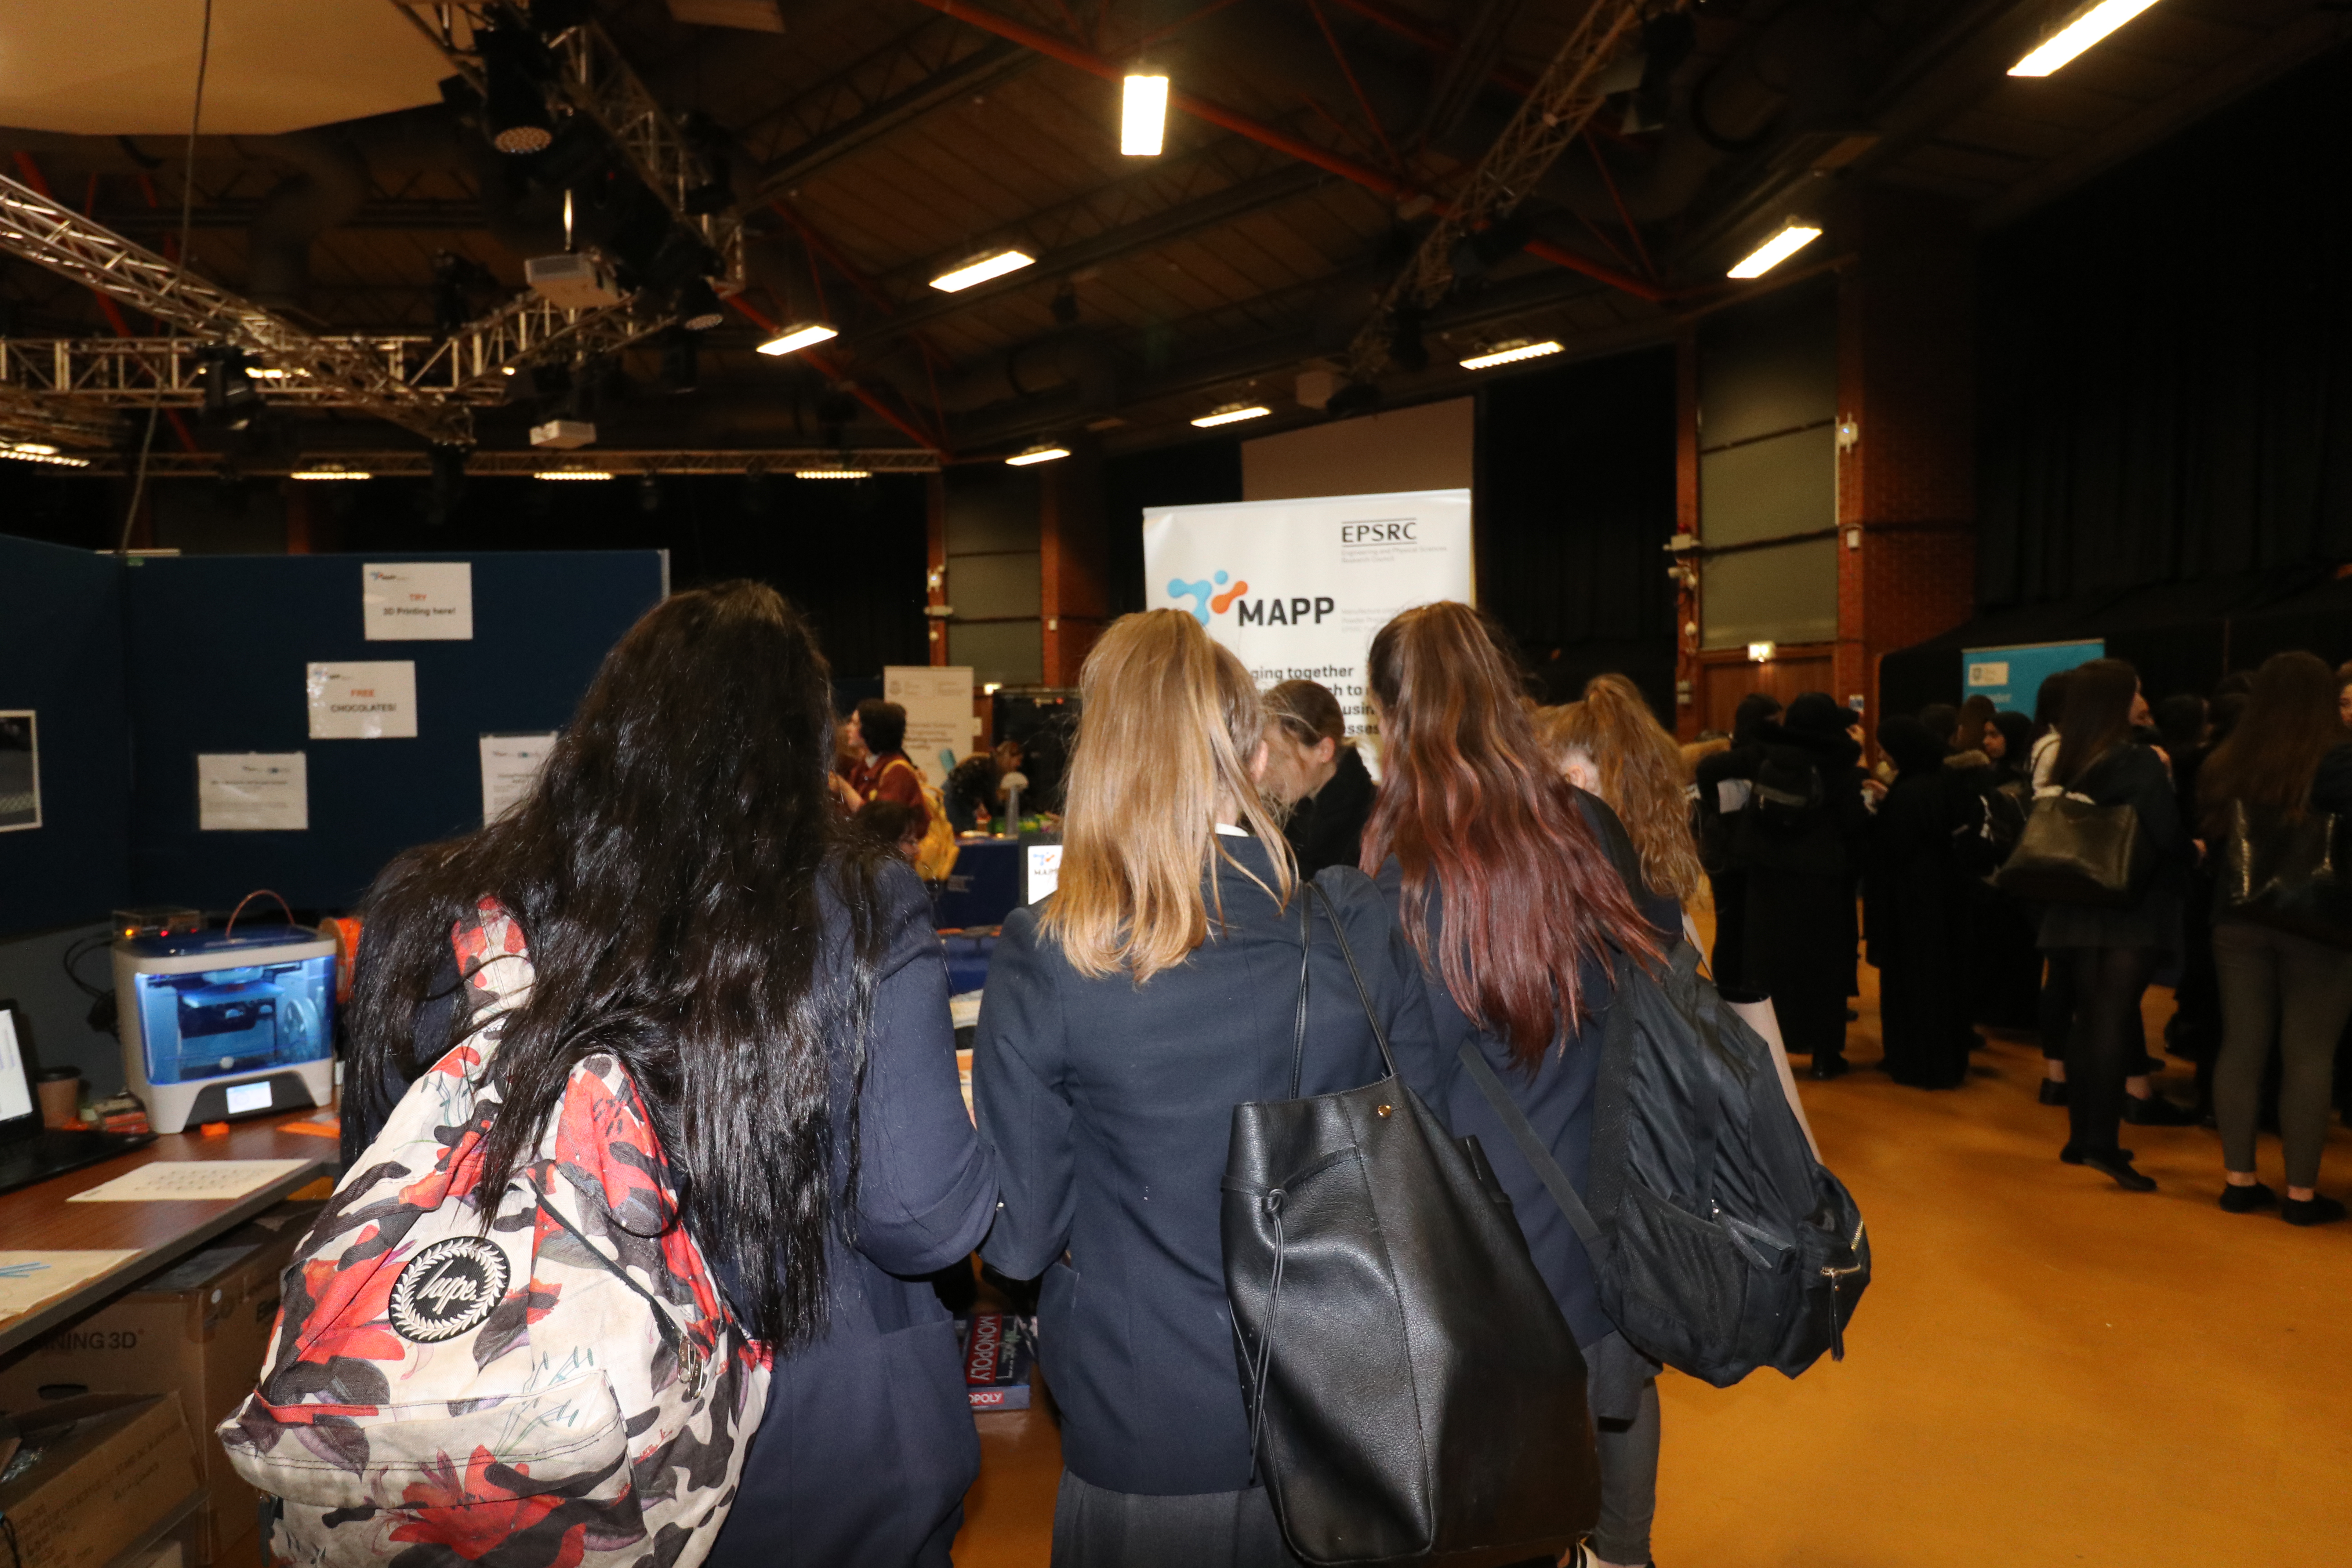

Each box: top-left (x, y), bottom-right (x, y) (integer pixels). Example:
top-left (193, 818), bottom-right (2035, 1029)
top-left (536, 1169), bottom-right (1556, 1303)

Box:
top-left (0, 1006), bottom-right (35, 1125)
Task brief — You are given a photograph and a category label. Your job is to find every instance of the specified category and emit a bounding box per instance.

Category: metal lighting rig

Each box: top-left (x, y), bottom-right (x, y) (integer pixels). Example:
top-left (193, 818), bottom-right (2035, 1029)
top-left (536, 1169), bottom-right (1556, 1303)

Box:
top-left (1345, 0), bottom-right (1658, 381)
top-left (59, 448), bottom-right (941, 478)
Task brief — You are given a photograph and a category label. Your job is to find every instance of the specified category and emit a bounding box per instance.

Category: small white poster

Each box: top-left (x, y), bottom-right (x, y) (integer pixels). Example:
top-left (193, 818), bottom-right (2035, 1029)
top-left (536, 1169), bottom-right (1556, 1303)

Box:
top-left (0, 710), bottom-right (37, 833)
top-left (198, 753), bottom-right (309, 831)
top-left (307, 661), bottom-right (418, 740)
top-left (363, 562), bottom-right (474, 641)
top-left (1142, 489), bottom-right (1474, 732)
top-left (480, 732), bottom-right (558, 824)
top-left (883, 665), bottom-right (975, 788)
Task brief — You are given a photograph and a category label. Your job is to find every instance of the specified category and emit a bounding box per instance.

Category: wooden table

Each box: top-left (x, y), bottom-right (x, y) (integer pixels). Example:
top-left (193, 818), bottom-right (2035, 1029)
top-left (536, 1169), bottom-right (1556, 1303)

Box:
top-left (0, 1111), bottom-right (334, 1358)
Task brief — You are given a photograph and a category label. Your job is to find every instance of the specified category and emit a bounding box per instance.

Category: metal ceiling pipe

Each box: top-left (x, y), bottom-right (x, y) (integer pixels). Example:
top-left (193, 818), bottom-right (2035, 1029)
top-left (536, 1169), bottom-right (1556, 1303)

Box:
top-left (241, 131), bottom-right (371, 309)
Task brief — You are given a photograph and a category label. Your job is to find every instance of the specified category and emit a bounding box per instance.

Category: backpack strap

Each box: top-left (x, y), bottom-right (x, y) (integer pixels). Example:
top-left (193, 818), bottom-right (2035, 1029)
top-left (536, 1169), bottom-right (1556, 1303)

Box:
top-left (1288, 893), bottom-right (1311, 1100)
top-left (1456, 1040), bottom-right (1608, 1260)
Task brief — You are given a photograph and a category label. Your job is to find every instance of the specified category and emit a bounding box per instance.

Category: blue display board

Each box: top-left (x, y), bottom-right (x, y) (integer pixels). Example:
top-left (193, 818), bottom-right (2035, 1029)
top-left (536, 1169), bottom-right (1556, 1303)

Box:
top-left (122, 551), bottom-right (664, 911)
top-left (1961, 639), bottom-right (2103, 714)
top-left (0, 536), bottom-right (129, 935)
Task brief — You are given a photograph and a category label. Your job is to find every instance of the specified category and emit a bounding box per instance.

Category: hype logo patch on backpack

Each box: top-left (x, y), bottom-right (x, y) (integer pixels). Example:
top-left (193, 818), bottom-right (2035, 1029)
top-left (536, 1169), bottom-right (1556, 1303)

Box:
top-left (217, 902), bottom-right (771, 1568)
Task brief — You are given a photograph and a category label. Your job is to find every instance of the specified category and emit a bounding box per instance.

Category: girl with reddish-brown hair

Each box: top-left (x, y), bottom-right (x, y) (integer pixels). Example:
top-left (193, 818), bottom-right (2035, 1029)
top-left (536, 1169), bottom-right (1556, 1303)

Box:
top-left (1361, 601), bottom-right (1664, 1568)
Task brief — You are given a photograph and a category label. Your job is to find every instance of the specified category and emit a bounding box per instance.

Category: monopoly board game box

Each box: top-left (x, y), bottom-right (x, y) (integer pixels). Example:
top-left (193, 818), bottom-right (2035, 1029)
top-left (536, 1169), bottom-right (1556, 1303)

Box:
top-left (959, 1312), bottom-right (1037, 1412)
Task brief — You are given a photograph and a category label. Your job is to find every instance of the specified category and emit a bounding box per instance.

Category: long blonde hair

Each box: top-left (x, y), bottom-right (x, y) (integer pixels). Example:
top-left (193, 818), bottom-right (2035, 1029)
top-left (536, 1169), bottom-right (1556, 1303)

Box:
top-left (1542, 675), bottom-right (1704, 903)
top-left (1043, 610), bottom-right (1293, 980)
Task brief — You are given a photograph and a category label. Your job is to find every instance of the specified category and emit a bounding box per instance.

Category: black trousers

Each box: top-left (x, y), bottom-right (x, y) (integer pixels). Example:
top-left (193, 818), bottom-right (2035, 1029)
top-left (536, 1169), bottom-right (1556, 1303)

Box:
top-left (2062, 945), bottom-right (2160, 1158)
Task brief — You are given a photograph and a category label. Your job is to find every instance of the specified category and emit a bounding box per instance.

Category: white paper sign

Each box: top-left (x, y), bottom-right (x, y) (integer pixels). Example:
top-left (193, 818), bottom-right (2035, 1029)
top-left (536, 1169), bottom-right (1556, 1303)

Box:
top-left (363, 562), bottom-right (474, 640)
top-left (198, 753), bottom-right (309, 831)
top-left (307, 661), bottom-right (417, 740)
top-left (480, 732), bottom-right (558, 824)
top-left (69, 1159), bottom-right (310, 1203)
top-left (1142, 489), bottom-right (1474, 731)
top-left (883, 665), bottom-right (975, 789)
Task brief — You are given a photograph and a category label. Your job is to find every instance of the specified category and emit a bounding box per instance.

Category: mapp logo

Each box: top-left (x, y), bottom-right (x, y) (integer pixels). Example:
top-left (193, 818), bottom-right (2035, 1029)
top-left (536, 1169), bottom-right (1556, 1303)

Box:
top-left (1340, 519), bottom-right (1415, 545)
top-left (1238, 596), bottom-right (1334, 626)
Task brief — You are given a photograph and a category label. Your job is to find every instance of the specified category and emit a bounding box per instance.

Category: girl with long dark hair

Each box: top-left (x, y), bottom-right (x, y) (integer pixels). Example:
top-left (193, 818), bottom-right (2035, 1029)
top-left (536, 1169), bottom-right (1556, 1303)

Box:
top-left (1361, 602), bottom-right (1662, 1568)
top-left (974, 610), bottom-right (1437, 1568)
top-left (345, 582), bottom-right (996, 1567)
top-left (2200, 652), bottom-right (2352, 1225)
top-left (2037, 657), bottom-right (2185, 1191)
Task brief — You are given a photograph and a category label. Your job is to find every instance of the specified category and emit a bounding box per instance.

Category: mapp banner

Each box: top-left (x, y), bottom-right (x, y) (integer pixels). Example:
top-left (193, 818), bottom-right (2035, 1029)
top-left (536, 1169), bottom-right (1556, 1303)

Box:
top-left (1141, 489), bottom-right (1474, 729)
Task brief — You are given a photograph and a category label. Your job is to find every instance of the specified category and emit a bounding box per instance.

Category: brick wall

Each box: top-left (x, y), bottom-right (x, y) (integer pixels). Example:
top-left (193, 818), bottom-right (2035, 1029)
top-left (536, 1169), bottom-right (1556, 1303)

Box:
top-left (1835, 187), bottom-right (1978, 734)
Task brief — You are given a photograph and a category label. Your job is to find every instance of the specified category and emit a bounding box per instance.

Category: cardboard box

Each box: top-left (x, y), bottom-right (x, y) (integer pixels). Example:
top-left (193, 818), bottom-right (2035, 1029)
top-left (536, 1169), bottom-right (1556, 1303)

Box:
top-left (958, 1312), bottom-right (1037, 1411)
top-left (0, 1394), bottom-right (202, 1568)
top-left (0, 1203), bottom-right (319, 1564)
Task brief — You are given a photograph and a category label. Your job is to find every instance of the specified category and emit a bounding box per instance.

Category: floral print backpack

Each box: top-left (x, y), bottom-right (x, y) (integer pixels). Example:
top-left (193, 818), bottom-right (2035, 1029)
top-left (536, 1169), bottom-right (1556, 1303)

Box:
top-left (218, 902), bottom-right (771, 1568)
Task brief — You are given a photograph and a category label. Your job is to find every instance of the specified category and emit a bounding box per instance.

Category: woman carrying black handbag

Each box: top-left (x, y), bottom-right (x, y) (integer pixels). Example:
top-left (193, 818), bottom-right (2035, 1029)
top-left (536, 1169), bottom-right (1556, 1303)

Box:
top-left (970, 609), bottom-right (1442, 1567)
top-left (2037, 659), bottom-right (2187, 1191)
top-left (2199, 652), bottom-right (2352, 1225)
top-left (1360, 604), bottom-right (1666, 1568)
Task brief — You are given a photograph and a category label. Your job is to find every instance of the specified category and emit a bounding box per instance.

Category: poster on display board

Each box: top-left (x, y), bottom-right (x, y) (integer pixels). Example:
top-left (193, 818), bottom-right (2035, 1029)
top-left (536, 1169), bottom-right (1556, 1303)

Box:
top-left (1141, 489), bottom-right (1474, 731)
top-left (362, 563), bottom-right (474, 640)
top-left (1962, 640), bottom-right (2103, 714)
top-left (0, 711), bottom-right (36, 832)
top-left (883, 665), bottom-right (976, 788)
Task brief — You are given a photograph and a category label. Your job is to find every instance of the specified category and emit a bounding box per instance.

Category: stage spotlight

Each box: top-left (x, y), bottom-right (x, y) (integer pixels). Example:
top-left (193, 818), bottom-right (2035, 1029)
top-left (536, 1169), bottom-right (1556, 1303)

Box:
top-left (675, 276), bottom-right (727, 331)
top-left (199, 345), bottom-right (261, 430)
top-left (478, 29), bottom-right (555, 155)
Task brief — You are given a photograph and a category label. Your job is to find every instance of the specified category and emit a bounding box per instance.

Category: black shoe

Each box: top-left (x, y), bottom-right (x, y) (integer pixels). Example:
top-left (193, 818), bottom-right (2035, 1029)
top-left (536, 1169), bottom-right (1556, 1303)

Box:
top-left (2219, 1181), bottom-right (2276, 1214)
top-left (2282, 1194), bottom-right (2347, 1227)
top-left (2079, 1149), bottom-right (2156, 1192)
top-left (2060, 1143), bottom-right (2135, 1166)
top-left (1845, 1008), bottom-right (1859, 1021)
top-left (2038, 1080), bottom-right (2069, 1107)
top-left (1808, 1056), bottom-right (1851, 1081)
top-left (2122, 1092), bottom-right (2196, 1127)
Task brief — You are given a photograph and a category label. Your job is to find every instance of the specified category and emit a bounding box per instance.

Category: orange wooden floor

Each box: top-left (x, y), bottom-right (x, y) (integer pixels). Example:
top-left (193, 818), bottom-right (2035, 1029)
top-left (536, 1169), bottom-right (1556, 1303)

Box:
top-left (952, 928), bottom-right (2352, 1567)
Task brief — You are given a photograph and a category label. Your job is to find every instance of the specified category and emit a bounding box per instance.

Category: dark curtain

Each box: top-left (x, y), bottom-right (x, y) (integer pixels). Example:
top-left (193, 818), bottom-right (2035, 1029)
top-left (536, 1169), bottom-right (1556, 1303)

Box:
top-left (1977, 42), bottom-right (2352, 608)
top-left (1476, 347), bottom-right (1677, 713)
top-left (1102, 436), bottom-right (1243, 617)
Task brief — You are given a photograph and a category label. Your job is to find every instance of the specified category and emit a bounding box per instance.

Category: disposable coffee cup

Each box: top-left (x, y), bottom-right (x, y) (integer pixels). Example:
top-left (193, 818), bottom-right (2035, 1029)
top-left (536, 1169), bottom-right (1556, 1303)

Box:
top-left (34, 1067), bottom-right (82, 1129)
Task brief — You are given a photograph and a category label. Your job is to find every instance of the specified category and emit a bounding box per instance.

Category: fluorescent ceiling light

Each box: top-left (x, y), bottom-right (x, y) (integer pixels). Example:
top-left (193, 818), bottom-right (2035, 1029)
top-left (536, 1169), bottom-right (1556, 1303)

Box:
top-left (3, 442), bottom-right (89, 467)
top-left (795, 468), bottom-right (870, 479)
top-left (1727, 224), bottom-right (1821, 279)
top-left (1122, 74), bottom-right (1169, 156)
top-left (537, 469), bottom-right (615, 481)
top-left (290, 466), bottom-right (371, 480)
top-left (1005, 444), bottom-right (1069, 466)
top-left (931, 249), bottom-right (1034, 293)
top-left (249, 367), bottom-right (294, 380)
top-left (1459, 339), bottom-right (1563, 370)
top-left (758, 321), bottom-right (839, 356)
top-left (1191, 404), bottom-right (1270, 428)
top-left (2009, 0), bottom-right (2162, 77)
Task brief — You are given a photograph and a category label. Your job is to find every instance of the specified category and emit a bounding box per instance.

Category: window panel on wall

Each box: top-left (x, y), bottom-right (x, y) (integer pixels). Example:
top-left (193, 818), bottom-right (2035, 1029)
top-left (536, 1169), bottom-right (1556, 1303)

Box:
top-left (1700, 538), bottom-right (1839, 649)
top-left (947, 552), bottom-right (1042, 618)
top-left (948, 621), bottom-right (1044, 687)
top-left (1698, 425), bottom-right (1835, 546)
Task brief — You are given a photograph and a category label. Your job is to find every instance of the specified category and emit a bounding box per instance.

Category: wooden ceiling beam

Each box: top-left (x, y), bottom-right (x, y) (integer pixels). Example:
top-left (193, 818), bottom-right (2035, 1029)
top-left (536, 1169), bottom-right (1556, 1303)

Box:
top-left (751, 36), bottom-right (1037, 201)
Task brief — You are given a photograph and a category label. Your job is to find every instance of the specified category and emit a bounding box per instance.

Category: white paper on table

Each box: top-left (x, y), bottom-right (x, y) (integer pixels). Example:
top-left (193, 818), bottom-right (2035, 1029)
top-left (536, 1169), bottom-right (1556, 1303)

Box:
top-left (0, 1251), bottom-right (144, 1321)
top-left (69, 1159), bottom-right (310, 1203)
top-left (307, 661), bottom-right (418, 740)
top-left (198, 753), bottom-right (309, 831)
top-left (363, 562), bottom-right (474, 641)
top-left (480, 732), bottom-right (558, 824)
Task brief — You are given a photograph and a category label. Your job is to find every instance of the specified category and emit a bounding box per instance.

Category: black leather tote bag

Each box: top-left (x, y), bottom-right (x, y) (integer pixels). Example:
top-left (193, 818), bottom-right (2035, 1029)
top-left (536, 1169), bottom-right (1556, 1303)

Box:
top-left (1222, 887), bottom-right (1597, 1568)
top-left (2217, 799), bottom-right (2352, 948)
top-left (1993, 794), bottom-right (2152, 907)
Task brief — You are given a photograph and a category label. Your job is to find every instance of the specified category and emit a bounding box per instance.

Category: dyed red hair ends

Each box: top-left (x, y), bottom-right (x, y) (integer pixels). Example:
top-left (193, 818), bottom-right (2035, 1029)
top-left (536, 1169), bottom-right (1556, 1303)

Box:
top-left (1363, 603), bottom-right (1658, 1065)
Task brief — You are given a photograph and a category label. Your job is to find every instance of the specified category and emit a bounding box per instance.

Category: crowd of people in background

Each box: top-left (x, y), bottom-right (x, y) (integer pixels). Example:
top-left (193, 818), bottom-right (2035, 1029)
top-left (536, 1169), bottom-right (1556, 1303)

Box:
top-left (1686, 653), bottom-right (2352, 1218)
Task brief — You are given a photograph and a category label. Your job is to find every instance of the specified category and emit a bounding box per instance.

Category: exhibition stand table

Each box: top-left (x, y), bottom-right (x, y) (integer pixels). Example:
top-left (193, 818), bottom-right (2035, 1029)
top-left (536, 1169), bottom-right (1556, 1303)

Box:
top-left (0, 1110), bottom-right (334, 1357)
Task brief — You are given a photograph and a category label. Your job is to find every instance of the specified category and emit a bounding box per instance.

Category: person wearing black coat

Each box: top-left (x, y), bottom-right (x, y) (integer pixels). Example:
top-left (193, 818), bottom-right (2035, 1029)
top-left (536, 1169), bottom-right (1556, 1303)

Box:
top-left (1717, 692), bottom-right (1872, 1075)
top-left (1264, 679), bottom-right (1377, 877)
top-left (349, 869), bottom-right (1000, 1568)
top-left (1693, 693), bottom-right (1780, 982)
top-left (1866, 719), bottom-right (1975, 1089)
top-left (1971, 710), bottom-right (2045, 1031)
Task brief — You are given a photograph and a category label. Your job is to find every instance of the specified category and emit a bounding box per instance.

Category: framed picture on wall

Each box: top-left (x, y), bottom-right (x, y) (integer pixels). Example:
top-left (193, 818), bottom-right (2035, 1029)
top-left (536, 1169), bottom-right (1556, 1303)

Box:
top-left (0, 711), bottom-right (38, 832)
